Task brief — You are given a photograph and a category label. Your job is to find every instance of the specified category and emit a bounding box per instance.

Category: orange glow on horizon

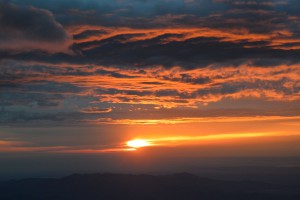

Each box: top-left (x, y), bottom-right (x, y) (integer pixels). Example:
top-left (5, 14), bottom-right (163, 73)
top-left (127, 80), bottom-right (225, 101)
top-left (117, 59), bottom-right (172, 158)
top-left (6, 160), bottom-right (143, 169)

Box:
top-left (125, 132), bottom-right (283, 150)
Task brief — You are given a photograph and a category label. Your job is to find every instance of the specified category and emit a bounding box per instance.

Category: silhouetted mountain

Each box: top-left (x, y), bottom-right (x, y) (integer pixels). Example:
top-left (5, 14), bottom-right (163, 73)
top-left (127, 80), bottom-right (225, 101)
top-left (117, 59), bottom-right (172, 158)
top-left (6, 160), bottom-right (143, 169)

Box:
top-left (0, 173), bottom-right (299, 200)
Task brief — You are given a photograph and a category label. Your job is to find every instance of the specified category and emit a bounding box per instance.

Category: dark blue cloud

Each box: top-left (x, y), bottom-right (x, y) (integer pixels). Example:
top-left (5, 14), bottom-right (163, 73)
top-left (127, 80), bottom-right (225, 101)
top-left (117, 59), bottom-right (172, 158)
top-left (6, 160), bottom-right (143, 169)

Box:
top-left (0, 1), bottom-right (72, 52)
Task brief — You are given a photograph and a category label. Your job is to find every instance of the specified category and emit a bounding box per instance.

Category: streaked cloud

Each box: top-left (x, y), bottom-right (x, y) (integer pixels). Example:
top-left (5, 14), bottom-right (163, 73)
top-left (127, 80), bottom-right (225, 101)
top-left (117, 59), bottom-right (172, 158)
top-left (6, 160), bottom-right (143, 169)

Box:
top-left (0, 0), bottom-right (299, 140)
top-left (1, 58), bottom-right (300, 125)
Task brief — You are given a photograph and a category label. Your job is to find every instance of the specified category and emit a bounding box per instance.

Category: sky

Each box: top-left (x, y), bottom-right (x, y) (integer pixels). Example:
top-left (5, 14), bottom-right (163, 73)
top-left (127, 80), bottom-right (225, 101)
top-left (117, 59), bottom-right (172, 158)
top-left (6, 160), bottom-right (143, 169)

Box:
top-left (1, 0), bottom-right (300, 179)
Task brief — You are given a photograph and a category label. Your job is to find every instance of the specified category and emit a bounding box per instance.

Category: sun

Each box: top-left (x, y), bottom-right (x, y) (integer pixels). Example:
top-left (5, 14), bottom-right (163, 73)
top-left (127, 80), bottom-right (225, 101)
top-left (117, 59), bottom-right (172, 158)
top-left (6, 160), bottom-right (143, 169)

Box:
top-left (126, 139), bottom-right (150, 148)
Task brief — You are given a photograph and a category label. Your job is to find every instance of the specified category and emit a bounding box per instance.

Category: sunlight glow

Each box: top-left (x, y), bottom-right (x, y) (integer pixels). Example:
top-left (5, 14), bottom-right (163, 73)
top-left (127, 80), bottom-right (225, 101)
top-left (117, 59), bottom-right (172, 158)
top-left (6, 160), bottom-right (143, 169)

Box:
top-left (126, 139), bottom-right (151, 148)
top-left (125, 132), bottom-right (281, 149)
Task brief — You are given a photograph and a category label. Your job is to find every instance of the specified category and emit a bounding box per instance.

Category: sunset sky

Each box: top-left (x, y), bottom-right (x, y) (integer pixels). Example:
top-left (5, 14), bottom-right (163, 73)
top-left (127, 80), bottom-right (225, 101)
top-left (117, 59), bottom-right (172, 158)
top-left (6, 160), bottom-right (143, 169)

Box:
top-left (1, 0), bottom-right (300, 179)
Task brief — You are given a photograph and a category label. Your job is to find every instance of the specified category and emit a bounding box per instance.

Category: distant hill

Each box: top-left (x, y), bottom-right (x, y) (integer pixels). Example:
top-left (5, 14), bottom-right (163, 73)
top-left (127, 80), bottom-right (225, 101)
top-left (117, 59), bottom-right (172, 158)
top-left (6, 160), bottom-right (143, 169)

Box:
top-left (0, 173), bottom-right (299, 200)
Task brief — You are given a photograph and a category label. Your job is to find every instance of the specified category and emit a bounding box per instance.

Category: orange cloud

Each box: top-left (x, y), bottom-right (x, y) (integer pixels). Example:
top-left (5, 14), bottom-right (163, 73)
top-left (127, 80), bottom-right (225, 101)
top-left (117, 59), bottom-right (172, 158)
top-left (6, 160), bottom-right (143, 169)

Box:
top-left (5, 61), bottom-right (300, 109)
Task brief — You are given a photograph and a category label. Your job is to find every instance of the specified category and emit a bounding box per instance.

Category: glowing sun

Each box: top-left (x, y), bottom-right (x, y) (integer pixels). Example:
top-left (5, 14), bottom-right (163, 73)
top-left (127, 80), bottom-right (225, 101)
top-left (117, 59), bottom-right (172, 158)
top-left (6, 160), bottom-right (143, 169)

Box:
top-left (126, 139), bottom-right (150, 148)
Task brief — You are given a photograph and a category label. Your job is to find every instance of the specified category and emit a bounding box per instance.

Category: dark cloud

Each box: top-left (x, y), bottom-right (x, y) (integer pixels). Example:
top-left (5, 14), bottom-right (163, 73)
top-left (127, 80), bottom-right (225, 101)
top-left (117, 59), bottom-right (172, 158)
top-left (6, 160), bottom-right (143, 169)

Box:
top-left (0, 1), bottom-right (72, 53)
top-left (94, 69), bottom-right (138, 79)
top-left (0, 91), bottom-right (64, 107)
top-left (1, 0), bottom-right (299, 69)
top-left (1, 0), bottom-right (300, 126)
top-left (163, 74), bottom-right (212, 84)
top-left (80, 36), bottom-right (300, 69)
top-left (73, 30), bottom-right (108, 40)
top-left (2, 31), bottom-right (299, 69)
top-left (11, 0), bottom-right (222, 26)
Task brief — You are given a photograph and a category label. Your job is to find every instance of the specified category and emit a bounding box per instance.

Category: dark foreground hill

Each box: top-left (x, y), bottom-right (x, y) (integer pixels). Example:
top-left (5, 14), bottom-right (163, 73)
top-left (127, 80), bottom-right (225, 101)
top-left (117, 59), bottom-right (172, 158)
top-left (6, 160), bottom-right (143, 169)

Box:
top-left (0, 173), bottom-right (300, 200)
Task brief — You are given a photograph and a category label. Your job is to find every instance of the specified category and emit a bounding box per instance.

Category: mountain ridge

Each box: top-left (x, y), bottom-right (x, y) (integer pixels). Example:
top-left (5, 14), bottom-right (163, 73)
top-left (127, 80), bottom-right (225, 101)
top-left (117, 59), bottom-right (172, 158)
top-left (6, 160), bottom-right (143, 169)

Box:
top-left (1, 173), bottom-right (300, 200)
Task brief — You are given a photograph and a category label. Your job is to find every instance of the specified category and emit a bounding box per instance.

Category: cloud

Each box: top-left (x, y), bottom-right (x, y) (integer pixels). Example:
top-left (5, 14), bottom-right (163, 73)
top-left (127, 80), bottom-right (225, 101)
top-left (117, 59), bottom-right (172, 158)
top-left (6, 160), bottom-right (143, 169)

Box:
top-left (0, 60), bottom-right (300, 126)
top-left (80, 107), bottom-right (112, 114)
top-left (1, 0), bottom-right (300, 68)
top-left (0, 1), bottom-right (72, 53)
top-left (1, 0), bottom-right (300, 126)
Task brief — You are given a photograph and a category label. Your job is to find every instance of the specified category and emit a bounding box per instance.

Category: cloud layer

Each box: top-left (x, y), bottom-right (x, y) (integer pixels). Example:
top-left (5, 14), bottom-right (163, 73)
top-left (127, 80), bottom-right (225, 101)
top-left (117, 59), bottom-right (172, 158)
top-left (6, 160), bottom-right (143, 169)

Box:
top-left (0, 0), bottom-right (300, 125)
top-left (0, 1), bottom-right (72, 53)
